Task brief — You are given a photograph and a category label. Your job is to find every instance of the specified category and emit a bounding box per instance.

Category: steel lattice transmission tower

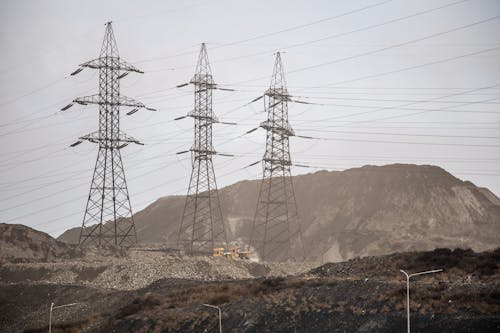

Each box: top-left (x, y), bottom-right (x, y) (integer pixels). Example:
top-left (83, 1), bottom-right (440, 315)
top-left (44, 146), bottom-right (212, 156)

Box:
top-left (177, 43), bottom-right (228, 255)
top-left (250, 52), bottom-right (305, 261)
top-left (63, 22), bottom-right (155, 248)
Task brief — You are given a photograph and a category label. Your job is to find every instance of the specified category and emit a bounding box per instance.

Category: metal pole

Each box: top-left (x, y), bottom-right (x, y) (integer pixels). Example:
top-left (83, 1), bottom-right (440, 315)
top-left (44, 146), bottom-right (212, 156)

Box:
top-left (406, 274), bottom-right (410, 333)
top-left (203, 303), bottom-right (222, 333)
top-left (218, 306), bottom-right (222, 333)
top-left (400, 269), bottom-right (442, 333)
top-left (48, 302), bottom-right (79, 333)
top-left (400, 270), bottom-right (410, 333)
top-left (49, 302), bottom-right (54, 333)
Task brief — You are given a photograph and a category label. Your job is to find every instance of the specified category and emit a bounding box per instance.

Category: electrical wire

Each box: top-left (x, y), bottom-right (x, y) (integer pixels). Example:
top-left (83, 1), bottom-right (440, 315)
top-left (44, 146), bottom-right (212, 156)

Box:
top-left (134, 0), bottom-right (392, 65)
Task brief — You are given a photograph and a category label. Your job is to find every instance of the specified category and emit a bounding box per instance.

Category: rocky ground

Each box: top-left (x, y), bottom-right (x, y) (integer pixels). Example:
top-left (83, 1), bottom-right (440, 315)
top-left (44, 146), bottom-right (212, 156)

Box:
top-left (0, 247), bottom-right (316, 291)
top-left (0, 248), bottom-right (499, 332)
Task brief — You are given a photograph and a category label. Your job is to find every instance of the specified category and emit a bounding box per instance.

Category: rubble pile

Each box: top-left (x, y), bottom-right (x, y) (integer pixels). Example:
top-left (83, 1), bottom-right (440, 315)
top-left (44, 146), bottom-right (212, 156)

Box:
top-left (0, 249), bottom-right (317, 290)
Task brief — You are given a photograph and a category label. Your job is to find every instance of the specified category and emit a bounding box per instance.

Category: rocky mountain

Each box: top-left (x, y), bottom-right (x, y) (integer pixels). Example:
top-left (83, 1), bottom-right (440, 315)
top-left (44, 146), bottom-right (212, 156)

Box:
top-left (58, 164), bottom-right (500, 262)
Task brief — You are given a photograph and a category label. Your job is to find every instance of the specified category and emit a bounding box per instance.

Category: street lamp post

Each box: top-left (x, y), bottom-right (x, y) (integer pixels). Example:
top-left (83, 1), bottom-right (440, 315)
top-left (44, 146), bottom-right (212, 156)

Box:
top-left (203, 303), bottom-right (222, 333)
top-left (400, 269), bottom-right (443, 333)
top-left (49, 302), bottom-right (79, 333)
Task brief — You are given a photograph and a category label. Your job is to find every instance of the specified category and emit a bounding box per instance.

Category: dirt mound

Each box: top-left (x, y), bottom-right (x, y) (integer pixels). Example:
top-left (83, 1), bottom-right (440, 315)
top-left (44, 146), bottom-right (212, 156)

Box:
top-left (0, 223), bottom-right (84, 263)
top-left (0, 223), bottom-right (131, 267)
top-left (0, 248), bottom-right (316, 290)
top-left (309, 248), bottom-right (500, 280)
top-left (58, 164), bottom-right (500, 263)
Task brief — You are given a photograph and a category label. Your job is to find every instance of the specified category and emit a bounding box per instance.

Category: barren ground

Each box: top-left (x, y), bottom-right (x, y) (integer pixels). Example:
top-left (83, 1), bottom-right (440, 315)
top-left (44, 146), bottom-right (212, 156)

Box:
top-left (1, 248), bottom-right (499, 332)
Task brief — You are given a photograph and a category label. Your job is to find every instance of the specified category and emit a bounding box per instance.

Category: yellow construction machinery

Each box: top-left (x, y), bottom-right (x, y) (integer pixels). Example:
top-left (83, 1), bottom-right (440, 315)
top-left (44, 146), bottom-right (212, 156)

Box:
top-left (212, 246), bottom-right (251, 259)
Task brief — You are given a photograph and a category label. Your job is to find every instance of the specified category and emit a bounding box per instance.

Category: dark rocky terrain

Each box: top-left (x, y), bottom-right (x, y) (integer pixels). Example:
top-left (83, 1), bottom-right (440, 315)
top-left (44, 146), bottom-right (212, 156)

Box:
top-left (1, 247), bottom-right (498, 333)
top-left (59, 164), bottom-right (500, 262)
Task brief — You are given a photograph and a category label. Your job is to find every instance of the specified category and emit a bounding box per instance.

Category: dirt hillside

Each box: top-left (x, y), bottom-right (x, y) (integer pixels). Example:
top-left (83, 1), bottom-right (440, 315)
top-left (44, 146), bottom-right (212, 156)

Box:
top-left (0, 223), bottom-right (84, 263)
top-left (58, 164), bottom-right (500, 262)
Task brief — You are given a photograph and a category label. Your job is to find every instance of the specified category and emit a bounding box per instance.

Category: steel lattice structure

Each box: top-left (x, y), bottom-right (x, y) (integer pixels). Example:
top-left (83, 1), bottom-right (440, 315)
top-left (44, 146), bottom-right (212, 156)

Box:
top-left (64, 22), bottom-right (154, 248)
top-left (177, 43), bottom-right (228, 255)
top-left (250, 52), bottom-right (305, 261)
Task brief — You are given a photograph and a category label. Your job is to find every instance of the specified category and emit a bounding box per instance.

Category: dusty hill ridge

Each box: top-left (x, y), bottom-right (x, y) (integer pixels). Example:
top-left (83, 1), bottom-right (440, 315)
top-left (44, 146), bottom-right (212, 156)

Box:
top-left (58, 164), bottom-right (500, 261)
top-left (0, 223), bottom-right (82, 263)
top-left (0, 224), bottom-right (129, 263)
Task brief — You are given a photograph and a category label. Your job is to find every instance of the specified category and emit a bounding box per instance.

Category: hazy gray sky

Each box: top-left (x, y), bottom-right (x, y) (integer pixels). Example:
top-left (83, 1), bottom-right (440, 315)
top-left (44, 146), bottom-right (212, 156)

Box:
top-left (1, 0), bottom-right (499, 237)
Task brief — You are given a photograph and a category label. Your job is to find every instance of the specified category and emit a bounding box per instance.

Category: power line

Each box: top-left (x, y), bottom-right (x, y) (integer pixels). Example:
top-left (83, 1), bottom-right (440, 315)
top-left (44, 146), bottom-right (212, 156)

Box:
top-left (226, 20), bottom-right (500, 86)
top-left (5, 32), bottom-right (495, 141)
top-left (152, 0), bottom-right (474, 74)
top-left (6, 147), bottom-right (260, 229)
top-left (0, 84), bottom-right (96, 132)
top-left (0, 0), bottom-right (484, 122)
top-left (296, 136), bottom-right (500, 148)
top-left (135, 0), bottom-right (391, 65)
top-left (24, 164), bottom-right (264, 233)
top-left (295, 129), bottom-right (500, 140)
top-left (211, 0), bottom-right (391, 49)
top-left (147, 0), bottom-right (472, 72)
top-left (287, 15), bottom-right (500, 76)
top-left (0, 77), bottom-right (69, 108)
top-left (320, 46), bottom-right (500, 88)
top-left (292, 95), bottom-right (500, 105)
top-left (302, 83), bottom-right (500, 125)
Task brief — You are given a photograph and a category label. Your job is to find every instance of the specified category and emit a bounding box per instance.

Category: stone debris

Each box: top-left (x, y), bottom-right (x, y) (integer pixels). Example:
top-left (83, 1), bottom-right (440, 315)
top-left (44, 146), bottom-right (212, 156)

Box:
top-left (0, 249), bottom-right (318, 290)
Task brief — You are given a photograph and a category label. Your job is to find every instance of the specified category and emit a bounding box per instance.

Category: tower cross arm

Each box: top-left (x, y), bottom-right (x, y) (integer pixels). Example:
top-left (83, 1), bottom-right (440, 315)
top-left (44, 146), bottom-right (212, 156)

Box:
top-left (73, 94), bottom-right (148, 108)
top-left (265, 88), bottom-right (291, 100)
top-left (79, 131), bottom-right (143, 145)
top-left (259, 120), bottom-right (295, 136)
top-left (116, 95), bottom-right (146, 108)
top-left (187, 110), bottom-right (219, 123)
top-left (79, 58), bottom-right (144, 73)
